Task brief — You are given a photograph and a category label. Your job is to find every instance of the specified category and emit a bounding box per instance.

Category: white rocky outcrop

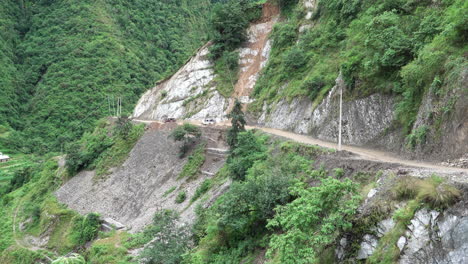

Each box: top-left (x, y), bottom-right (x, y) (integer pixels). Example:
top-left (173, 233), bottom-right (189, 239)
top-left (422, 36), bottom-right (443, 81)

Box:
top-left (132, 44), bottom-right (228, 122)
top-left (299, 0), bottom-right (318, 32)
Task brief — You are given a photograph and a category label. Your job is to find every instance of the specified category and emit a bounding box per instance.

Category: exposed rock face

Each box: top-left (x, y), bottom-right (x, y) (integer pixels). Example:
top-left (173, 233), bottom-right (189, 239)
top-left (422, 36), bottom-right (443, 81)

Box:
top-left (348, 200), bottom-right (468, 264)
top-left (55, 126), bottom-right (229, 232)
top-left (410, 68), bottom-right (468, 161)
top-left (131, 44), bottom-right (227, 122)
top-left (399, 208), bottom-right (468, 264)
top-left (232, 2), bottom-right (279, 106)
top-left (356, 218), bottom-right (395, 259)
top-left (132, 3), bottom-right (279, 122)
top-left (257, 75), bottom-right (396, 146)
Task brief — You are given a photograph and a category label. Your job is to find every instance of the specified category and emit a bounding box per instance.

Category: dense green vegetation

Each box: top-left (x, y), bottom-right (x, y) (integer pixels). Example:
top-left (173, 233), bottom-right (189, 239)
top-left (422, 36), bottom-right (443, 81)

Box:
top-left (183, 132), bottom-right (357, 263)
top-left (0, 2), bottom-right (23, 129)
top-left (1, 0), bottom-right (466, 263)
top-left (0, 0), bottom-right (211, 153)
top-left (65, 118), bottom-right (144, 178)
top-left (252, 0), bottom-right (468, 134)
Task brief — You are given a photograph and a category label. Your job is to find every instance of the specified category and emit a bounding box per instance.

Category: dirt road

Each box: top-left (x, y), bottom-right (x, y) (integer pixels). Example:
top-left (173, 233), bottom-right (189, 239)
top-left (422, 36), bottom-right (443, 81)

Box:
top-left (132, 119), bottom-right (468, 176)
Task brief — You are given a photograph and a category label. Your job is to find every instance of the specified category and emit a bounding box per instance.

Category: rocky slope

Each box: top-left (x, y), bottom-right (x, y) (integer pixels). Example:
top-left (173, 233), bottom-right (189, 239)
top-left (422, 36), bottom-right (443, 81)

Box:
top-left (56, 124), bottom-right (229, 232)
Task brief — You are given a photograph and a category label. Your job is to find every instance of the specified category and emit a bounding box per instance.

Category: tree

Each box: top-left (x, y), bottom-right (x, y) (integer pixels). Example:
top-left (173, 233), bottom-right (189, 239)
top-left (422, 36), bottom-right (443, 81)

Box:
top-left (114, 116), bottom-right (132, 139)
top-left (139, 210), bottom-right (191, 264)
top-left (266, 177), bottom-right (360, 264)
top-left (209, 0), bottom-right (250, 59)
top-left (227, 131), bottom-right (266, 180)
top-left (226, 99), bottom-right (246, 148)
top-left (169, 123), bottom-right (202, 157)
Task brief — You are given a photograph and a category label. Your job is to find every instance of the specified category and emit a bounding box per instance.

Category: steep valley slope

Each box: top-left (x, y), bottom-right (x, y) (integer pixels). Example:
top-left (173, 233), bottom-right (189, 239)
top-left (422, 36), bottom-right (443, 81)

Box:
top-left (132, 0), bottom-right (468, 163)
top-left (1, 0), bottom-right (468, 263)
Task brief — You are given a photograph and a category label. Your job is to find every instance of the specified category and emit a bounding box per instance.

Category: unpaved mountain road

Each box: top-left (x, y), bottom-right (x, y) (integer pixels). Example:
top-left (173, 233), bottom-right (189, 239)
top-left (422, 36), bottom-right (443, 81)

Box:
top-left (131, 119), bottom-right (468, 178)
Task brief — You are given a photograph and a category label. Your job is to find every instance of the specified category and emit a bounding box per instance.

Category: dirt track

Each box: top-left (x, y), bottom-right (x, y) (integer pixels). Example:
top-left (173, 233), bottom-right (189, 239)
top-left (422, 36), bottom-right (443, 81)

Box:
top-left (132, 118), bottom-right (468, 177)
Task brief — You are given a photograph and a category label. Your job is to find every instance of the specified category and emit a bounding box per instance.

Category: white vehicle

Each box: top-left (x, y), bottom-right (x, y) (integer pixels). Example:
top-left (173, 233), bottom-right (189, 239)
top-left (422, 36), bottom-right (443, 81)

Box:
top-left (202, 118), bottom-right (216, 125)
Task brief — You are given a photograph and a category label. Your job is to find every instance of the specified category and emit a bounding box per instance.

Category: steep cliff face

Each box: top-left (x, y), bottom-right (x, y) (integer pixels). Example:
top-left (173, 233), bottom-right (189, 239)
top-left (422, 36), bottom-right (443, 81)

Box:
top-left (233, 3), bottom-right (279, 105)
top-left (256, 75), bottom-right (396, 146)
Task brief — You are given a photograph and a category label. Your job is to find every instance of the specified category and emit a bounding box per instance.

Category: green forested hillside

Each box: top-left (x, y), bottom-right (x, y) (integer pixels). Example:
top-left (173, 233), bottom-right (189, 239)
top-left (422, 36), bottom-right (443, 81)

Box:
top-left (1, 0), bottom-right (210, 153)
top-left (252, 0), bottom-right (467, 134)
top-left (0, 2), bottom-right (23, 129)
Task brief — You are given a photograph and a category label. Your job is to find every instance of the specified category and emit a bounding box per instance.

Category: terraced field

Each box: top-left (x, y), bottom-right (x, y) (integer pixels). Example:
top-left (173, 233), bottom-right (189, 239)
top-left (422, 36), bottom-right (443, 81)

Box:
top-left (0, 152), bottom-right (32, 187)
top-left (0, 129), bottom-right (35, 187)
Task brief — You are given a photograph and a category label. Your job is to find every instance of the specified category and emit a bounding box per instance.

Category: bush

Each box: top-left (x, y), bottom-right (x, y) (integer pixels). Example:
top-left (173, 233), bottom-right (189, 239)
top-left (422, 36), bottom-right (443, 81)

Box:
top-left (266, 177), bottom-right (360, 263)
top-left (169, 123), bottom-right (202, 158)
top-left (301, 75), bottom-right (326, 100)
top-left (392, 175), bottom-right (461, 209)
top-left (284, 47), bottom-right (308, 70)
top-left (191, 179), bottom-right (212, 203)
top-left (272, 23), bottom-right (297, 50)
top-left (227, 131), bottom-right (267, 180)
top-left (405, 125), bottom-right (429, 150)
top-left (72, 213), bottom-right (101, 245)
top-left (209, 0), bottom-right (249, 59)
top-left (175, 191), bottom-right (187, 204)
top-left (178, 143), bottom-right (206, 180)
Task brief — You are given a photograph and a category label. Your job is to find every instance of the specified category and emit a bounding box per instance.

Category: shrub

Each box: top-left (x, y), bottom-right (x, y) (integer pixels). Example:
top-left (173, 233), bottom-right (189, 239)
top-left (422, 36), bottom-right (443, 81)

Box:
top-left (226, 99), bottom-right (246, 148)
top-left (266, 177), bottom-right (360, 263)
top-left (51, 254), bottom-right (86, 264)
top-left (301, 75), bottom-right (326, 100)
top-left (392, 175), bottom-right (461, 209)
top-left (333, 168), bottom-right (345, 178)
top-left (169, 123), bottom-right (201, 158)
top-left (272, 23), bottom-right (297, 50)
top-left (284, 46), bottom-right (308, 70)
top-left (72, 213), bottom-right (101, 245)
top-left (209, 0), bottom-right (249, 59)
top-left (114, 116), bottom-right (132, 139)
top-left (178, 143), bottom-right (206, 180)
top-left (191, 179), bottom-right (212, 203)
top-left (227, 131), bottom-right (267, 181)
top-left (175, 191), bottom-right (187, 204)
top-left (405, 125), bottom-right (429, 150)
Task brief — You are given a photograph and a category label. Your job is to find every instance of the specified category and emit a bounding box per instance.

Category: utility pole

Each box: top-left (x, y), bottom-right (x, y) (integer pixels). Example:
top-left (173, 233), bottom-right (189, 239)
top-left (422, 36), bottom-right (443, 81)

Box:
top-left (338, 85), bottom-right (343, 151)
top-left (108, 96), bottom-right (111, 116)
